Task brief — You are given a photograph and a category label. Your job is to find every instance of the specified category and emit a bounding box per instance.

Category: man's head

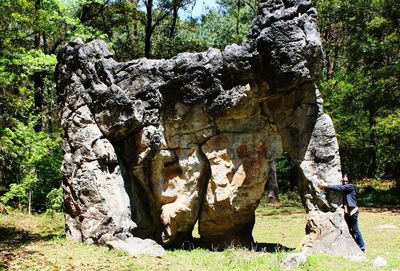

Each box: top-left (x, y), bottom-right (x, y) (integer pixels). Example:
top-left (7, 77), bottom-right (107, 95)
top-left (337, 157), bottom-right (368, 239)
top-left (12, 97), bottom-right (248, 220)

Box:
top-left (342, 173), bottom-right (349, 184)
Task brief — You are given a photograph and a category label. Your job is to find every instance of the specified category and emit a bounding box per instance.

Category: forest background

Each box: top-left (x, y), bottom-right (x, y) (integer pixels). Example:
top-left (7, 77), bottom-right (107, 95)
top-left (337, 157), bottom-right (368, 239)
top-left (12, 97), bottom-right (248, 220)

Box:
top-left (0, 0), bottom-right (399, 214)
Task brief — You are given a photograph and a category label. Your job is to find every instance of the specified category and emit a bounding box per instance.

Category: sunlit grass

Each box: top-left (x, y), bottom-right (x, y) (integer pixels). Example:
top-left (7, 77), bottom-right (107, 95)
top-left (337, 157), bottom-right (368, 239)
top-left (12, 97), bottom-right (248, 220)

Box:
top-left (1, 193), bottom-right (399, 271)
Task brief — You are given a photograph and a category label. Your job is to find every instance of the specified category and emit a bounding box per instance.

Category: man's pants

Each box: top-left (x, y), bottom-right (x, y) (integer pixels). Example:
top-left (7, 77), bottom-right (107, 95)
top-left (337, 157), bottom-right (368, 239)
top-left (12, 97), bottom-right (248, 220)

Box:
top-left (346, 211), bottom-right (366, 252)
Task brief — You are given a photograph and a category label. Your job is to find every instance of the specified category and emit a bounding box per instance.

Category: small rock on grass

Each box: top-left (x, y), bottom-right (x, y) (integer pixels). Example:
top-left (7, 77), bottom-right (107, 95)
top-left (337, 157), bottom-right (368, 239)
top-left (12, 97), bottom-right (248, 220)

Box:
top-left (104, 236), bottom-right (165, 258)
top-left (280, 252), bottom-right (307, 270)
top-left (373, 256), bottom-right (387, 267)
top-left (344, 254), bottom-right (368, 262)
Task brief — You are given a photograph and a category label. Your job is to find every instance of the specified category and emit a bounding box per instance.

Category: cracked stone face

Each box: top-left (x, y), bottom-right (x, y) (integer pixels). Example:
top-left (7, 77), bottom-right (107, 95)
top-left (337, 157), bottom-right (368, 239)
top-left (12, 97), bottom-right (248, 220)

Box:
top-left (56, 0), bottom-right (362, 256)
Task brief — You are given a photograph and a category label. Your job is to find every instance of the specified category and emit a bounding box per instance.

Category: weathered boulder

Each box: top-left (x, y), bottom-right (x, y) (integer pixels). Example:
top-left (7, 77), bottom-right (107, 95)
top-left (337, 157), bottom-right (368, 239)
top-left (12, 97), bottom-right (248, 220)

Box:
top-left (56, 0), bottom-right (362, 256)
top-left (280, 252), bottom-right (307, 270)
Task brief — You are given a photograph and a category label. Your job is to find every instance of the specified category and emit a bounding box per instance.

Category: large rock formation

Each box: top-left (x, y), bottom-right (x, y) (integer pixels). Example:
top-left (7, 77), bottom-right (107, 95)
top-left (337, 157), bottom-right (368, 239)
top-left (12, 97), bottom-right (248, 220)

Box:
top-left (56, 0), bottom-right (362, 256)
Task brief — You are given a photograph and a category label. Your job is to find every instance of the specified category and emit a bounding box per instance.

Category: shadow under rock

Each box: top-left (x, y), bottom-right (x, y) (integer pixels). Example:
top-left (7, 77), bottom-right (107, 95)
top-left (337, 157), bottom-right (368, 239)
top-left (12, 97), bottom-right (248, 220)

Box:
top-left (170, 238), bottom-right (295, 253)
top-left (251, 242), bottom-right (295, 252)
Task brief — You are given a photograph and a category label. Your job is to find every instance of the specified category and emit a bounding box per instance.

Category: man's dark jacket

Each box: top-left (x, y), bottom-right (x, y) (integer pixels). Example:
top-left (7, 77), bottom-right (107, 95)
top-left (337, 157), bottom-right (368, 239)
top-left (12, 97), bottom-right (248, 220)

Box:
top-left (327, 184), bottom-right (358, 208)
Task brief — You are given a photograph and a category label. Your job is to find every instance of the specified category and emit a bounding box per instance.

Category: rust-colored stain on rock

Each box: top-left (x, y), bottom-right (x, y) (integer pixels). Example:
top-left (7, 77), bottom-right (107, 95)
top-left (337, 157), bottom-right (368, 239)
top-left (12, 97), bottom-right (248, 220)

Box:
top-left (257, 143), bottom-right (269, 157)
top-left (266, 97), bottom-right (284, 112)
top-left (236, 145), bottom-right (250, 158)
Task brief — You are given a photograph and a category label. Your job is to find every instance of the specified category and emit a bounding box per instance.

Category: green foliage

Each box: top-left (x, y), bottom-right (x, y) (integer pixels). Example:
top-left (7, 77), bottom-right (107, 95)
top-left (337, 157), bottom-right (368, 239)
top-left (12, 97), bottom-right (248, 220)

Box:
top-left (199, 0), bottom-right (255, 49)
top-left (200, 11), bottom-right (237, 49)
top-left (75, 0), bottom-right (144, 60)
top-left (1, 184), bottom-right (27, 207)
top-left (357, 179), bottom-right (400, 207)
top-left (316, 0), bottom-right (400, 179)
top-left (46, 187), bottom-right (63, 212)
top-left (0, 120), bottom-right (62, 212)
top-left (152, 20), bottom-right (208, 58)
top-left (0, 0), bottom-right (85, 213)
top-left (0, 0), bottom-right (35, 54)
top-left (275, 153), bottom-right (296, 192)
top-left (0, 49), bottom-right (61, 214)
top-left (320, 73), bottom-right (371, 177)
top-left (0, 0), bottom-right (76, 127)
top-left (375, 109), bottom-right (400, 177)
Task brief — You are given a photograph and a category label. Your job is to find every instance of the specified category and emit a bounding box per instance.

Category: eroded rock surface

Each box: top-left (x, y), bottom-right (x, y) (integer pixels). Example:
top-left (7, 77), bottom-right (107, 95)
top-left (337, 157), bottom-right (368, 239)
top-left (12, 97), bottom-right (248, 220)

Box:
top-left (57, 0), bottom-right (362, 256)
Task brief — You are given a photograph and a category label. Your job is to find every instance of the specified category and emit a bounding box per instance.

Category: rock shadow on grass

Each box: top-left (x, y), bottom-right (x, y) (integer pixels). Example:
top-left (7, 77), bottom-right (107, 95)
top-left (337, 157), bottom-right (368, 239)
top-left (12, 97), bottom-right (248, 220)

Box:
top-left (167, 238), bottom-right (294, 253)
top-left (0, 225), bottom-right (60, 269)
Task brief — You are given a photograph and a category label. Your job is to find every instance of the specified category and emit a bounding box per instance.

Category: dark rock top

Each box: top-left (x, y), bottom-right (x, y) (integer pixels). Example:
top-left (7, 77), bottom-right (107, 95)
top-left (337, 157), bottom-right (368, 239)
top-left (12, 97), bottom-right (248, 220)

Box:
top-left (57, 0), bottom-right (321, 142)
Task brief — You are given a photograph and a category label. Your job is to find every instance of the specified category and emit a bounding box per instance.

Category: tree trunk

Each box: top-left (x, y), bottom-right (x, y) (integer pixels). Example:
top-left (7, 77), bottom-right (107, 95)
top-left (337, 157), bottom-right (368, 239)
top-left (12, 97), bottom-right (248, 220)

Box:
top-left (145, 0), bottom-right (153, 58)
top-left (236, 0), bottom-right (241, 43)
top-left (169, 4), bottom-right (178, 38)
top-left (42, 33), bottom-right (47, 54)
top-left (99, 3), bottom-right (113, 41)
top-left (33, 71), bottom-right (44, 132)
top-left (33, 0), bottom-right (44, 132)
top-left (366, 104), bottom-right (377, 178)
top-left (266, 160), bottom-right (279, 203)
top-left (28, 190), bottom-right (32, 216)
top-left (145, 28), bottom-right (152, 58)
top-left (34, 0), bottom-right (41, 49)
top-left (326, 48), bottom-right (338, 80)
top-left (322, 25), bottom-right (339, 80)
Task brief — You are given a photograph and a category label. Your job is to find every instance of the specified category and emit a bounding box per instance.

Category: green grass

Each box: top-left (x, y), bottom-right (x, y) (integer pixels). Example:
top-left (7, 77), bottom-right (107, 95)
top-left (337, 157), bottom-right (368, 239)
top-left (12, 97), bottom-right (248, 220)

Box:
top-left (1, 196), bottom-right (399, 271)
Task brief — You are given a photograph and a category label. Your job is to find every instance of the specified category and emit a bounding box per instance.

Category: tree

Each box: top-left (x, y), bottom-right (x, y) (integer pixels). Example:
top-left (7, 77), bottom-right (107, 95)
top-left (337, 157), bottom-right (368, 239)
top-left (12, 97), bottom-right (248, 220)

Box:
top-left (316, 0), bottom-right (400, 179)
top-left (78, 0), bottom-right (144, 60)
top-left (0, 0), bottom-right (92, 212)
top-left (265, 160), bottom-right (279, 203)
top-left (141, 0), bottom-right (193, 58)
top-left (0, 120), bottom-right (62, 213)
top-left (197, 0), bottom-right (256, 50)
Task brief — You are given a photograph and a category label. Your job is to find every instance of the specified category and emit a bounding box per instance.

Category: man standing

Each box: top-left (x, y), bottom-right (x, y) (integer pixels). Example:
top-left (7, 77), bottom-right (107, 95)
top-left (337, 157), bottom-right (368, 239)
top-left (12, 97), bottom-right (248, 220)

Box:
top-left (318, 174), bottom-right (366, 252)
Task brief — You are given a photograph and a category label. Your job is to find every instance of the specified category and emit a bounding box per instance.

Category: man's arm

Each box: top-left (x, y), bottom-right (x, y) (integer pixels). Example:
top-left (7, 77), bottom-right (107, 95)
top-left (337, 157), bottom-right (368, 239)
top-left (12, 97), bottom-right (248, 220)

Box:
top-left (318, 182), bottom-right (354, 192)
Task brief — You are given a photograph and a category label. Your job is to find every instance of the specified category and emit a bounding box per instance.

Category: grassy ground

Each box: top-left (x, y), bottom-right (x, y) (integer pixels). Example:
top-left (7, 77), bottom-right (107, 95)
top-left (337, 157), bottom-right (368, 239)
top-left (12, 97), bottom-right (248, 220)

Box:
top-left (1, 189), bottom-right (399, 270)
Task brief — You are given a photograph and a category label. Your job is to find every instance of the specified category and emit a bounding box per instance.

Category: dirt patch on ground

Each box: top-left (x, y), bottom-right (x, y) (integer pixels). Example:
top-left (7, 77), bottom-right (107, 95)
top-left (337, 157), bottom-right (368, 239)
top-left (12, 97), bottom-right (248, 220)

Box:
top-left (361, 207), bottom-right (400, 215)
